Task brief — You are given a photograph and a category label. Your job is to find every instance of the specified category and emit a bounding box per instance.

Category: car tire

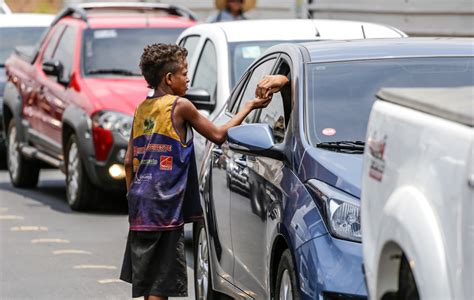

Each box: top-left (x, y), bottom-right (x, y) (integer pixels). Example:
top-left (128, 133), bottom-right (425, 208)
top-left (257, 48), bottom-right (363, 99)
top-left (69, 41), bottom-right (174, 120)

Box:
top-left (398, 255), bottom-right (419, 300)
top-left (7, 119), bottom-right (40, 188)
top-left (194, 220), bottom-right (218, 300)
top-left (65, 135), bottom-right (95, 211)
top-left (275, 249), bottom-right (300, 300)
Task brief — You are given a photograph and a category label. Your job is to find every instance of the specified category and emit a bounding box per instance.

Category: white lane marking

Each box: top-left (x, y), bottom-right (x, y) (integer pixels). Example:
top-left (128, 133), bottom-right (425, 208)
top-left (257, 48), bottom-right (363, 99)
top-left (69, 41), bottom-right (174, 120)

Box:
top-left (97, 278), bottom-right (123, 284)
top-left (11, 226), bottom-right (48, 231)
top-left (31, 238), bottom-right (70, 244)
top-left (53, 250), bottom-right (92, 255)
top-left (73, 265), bottom-right (117, 270)
top-left (0, 215), bottom-right (24, 220)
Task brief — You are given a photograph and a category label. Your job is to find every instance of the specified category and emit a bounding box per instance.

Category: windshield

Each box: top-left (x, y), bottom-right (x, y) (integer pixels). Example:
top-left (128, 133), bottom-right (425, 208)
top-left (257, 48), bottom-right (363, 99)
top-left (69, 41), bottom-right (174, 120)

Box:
top-left (82, 28), bottom-right (185, 76)
top-left (228, 40), bottom-right (309, 86)
top-left (0, 27), bottom-right (47, 65)
top-left (306, 57), bottom-right (474, 146)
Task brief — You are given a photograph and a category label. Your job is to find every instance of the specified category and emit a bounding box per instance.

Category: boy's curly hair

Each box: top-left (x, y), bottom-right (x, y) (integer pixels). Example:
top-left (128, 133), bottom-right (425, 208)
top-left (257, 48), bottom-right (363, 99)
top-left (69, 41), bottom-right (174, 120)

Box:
top-left (140, 43), bottom-right (188, 89)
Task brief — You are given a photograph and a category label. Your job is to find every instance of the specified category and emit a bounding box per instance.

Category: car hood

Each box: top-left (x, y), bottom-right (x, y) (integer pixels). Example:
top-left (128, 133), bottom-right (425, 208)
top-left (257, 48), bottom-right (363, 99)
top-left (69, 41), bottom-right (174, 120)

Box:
top-left (82, 77), bottom-right (149, 115)
top-left (300, 147), bottom-right (363, 198)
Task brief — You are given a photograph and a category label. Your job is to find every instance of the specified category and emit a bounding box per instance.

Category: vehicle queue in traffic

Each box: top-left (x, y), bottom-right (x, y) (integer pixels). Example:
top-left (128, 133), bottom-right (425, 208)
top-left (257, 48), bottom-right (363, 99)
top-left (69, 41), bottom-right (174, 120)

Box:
top-left (1, 2), bottom-right (472, 300)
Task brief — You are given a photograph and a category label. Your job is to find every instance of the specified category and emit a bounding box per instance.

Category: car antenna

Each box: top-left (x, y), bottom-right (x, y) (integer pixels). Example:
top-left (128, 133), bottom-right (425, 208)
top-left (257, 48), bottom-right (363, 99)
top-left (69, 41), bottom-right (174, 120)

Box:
top-left (304, 7), bottom-right (320, 38)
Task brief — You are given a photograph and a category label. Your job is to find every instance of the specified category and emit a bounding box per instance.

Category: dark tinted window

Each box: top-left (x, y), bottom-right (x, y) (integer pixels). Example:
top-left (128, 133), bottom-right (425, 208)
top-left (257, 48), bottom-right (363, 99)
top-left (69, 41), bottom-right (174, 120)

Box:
top-left (306, 57), bottom-right (474, 145)
top-left (83, 28), bottom-right (184, 76)
top-left (52, 26), bottom-right (76, 81)
top-left (0, 27), bottom-right (48, 64)
top-left (234, 58), bottom-right (276, 122)
top-left (42, 25), bottom-right (65, 64)
top-left (258, 92), bottom-right (286, 143)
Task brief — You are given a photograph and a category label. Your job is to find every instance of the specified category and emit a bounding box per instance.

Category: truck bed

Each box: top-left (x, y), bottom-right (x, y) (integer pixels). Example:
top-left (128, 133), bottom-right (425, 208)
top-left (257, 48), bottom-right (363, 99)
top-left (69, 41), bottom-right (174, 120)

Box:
top-left (377, 86), bottom-right (474, 127)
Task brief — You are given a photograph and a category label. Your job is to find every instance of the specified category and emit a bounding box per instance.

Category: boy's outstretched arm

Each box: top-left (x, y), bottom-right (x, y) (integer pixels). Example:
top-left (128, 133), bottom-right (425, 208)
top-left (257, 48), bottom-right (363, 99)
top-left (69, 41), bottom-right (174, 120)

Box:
top-left (174, 97), bottom-right (271, 145)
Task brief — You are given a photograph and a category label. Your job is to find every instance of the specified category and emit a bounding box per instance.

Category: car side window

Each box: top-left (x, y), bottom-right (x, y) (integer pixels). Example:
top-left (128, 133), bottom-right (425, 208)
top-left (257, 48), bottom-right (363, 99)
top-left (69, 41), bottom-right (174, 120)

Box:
top-left (256, 61), bottom-right (291, 143)
top-left (179, 35), bottom-right (200, 65)
top-left (233, 58), bottom-right (276, 123)
top-left (51, 26), bottom-right (76, 83)
top-left (42, 25), bottom-right (65, 64)
top-left (192, 39), bottom-right (217, 102)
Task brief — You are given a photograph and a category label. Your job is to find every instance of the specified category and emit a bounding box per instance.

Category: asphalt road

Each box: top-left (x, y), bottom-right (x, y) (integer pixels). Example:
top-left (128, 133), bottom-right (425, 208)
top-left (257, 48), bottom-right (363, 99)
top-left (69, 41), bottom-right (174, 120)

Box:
top-left (0, 169), bottom-right (195, 300)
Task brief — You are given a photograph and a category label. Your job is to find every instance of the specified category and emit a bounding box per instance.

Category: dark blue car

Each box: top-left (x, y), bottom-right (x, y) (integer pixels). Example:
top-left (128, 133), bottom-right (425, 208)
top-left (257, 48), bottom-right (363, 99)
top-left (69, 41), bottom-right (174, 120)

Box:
top-left (193, 38), bottom-right (474, 299)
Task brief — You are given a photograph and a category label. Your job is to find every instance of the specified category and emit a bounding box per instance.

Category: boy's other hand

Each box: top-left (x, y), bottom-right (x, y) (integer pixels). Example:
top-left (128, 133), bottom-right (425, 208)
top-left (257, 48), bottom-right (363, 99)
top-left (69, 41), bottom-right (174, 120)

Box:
top-left (256, 75), bottom-right (289, 98)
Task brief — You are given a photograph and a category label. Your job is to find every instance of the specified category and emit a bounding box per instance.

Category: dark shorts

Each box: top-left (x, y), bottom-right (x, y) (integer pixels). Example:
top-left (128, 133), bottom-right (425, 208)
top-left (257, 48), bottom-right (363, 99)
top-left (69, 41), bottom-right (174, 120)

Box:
top-left (120, 228), bottom-right (187, 298)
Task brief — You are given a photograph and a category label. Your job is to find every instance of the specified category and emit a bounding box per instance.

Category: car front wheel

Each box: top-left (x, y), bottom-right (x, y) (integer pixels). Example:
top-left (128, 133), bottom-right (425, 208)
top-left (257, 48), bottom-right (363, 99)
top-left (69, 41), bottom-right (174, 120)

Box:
top-left (66, 135), bottom-right (96, 211)
top-left (275, 249), bottom-right (300, 300)
top-left (7, 119), bottom-right (40, 188)
top-left (194, 220), bottom-right (218, 300)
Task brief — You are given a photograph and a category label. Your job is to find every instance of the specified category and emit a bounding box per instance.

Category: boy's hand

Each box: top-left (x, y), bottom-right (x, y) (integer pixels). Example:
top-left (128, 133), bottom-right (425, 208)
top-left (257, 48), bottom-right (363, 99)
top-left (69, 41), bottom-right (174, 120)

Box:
top-left (249, 96), bottom-right (272, 110)
top-left (256, 75), bottom-right (289, 98)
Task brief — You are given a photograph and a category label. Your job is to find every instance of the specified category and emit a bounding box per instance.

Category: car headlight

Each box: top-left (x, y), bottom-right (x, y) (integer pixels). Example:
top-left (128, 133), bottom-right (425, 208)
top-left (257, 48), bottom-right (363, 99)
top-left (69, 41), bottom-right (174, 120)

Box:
top-left (306, 179), bottom-right (361, 242)
top-left (92, 110), bottom-right (133, 139)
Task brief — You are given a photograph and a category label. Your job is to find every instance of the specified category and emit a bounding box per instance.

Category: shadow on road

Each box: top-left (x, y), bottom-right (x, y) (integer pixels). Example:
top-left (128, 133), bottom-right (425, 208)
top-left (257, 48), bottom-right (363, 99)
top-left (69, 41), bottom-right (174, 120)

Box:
top-left (0, 178), bottom-right (128, 215)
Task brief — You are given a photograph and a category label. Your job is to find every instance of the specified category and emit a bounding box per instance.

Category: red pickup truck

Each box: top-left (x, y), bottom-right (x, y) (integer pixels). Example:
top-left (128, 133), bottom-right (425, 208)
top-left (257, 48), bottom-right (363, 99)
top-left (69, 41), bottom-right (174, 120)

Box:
top-left (2, 3), bottom-right (196, 210)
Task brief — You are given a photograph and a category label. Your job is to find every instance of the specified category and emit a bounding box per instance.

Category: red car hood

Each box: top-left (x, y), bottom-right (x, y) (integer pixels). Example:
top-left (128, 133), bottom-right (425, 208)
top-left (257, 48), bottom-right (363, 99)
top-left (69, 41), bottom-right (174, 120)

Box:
top-left (82, 77), bottom-right (149, 116)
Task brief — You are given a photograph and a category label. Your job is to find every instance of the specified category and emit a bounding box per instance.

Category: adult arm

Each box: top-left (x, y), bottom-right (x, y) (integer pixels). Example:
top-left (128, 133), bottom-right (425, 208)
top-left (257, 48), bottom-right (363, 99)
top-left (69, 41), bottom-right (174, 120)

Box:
top-left (256, 74), bottom-right (289, 98)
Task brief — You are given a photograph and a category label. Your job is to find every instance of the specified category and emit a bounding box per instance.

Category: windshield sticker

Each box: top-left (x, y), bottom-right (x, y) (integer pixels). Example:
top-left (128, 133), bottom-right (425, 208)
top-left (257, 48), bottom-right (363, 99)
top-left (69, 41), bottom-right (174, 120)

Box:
top-left (94, 30), bottom-right (118, 39)
top-left (368, 132), bottom-right (387, 182)
top-left (322, 128), bottom-right (336, 136)
top-left (242, 46), bottom-right (261, 59)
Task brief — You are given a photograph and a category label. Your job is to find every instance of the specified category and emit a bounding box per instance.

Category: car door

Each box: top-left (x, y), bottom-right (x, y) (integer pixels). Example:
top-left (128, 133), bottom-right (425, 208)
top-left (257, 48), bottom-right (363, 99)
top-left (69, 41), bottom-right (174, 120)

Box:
top-left (206, 56), bottom-right (278, 285)
top-left (36, 24), bottom-right (76, 158)
top-left (225, 55), bottom-right (284, 297)
top-left (23, 24), bottom-right (64, 148)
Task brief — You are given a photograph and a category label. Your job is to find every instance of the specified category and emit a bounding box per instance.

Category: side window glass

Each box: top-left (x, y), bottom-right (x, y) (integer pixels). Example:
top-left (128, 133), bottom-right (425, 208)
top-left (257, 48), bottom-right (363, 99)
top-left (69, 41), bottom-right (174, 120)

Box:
top-left (52, 26), bottom-right (76, 82)
top-left (192, 39), bottom-right (217, 101)
top-left (234, 58), bottom-right (276, 123)
top-left (180, 35), bottom-right (200, 65)
top-left (42, 25), bottom-right (65, 63)
top-left (258, 92), bottom-right (285, 143)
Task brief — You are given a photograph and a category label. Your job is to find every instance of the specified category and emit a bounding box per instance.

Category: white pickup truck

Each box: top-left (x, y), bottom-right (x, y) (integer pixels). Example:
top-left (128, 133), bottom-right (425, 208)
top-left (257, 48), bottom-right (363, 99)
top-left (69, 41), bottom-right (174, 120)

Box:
top-left (361, 86), bottom-right (474, 300)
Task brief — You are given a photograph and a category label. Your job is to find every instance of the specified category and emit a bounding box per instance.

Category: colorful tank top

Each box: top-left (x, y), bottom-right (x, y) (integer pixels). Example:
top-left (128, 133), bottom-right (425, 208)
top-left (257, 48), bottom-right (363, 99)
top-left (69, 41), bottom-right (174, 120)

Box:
top-left (127, 94), bottom-right (202, 231)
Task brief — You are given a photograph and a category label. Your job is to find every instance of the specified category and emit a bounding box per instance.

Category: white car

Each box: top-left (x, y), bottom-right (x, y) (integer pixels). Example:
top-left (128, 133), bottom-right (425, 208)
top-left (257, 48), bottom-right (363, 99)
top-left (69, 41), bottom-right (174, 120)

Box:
top-left (177, 19), bottom-right (406, 162)
top-left (362, 85), bottom-right (474, 299)
top-left (0, 13), bottom-right (54, 163)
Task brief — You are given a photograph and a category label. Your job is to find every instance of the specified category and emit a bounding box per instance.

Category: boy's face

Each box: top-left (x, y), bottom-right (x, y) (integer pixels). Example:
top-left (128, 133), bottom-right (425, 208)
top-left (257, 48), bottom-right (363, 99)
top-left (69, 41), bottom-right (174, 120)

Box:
top-left (169, 61), bottom-right (189, 97)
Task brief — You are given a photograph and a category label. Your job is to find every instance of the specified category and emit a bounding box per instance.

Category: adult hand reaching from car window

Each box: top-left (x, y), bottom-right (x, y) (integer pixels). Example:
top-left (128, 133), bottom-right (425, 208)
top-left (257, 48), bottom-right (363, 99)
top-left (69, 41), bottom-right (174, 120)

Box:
top-left (256, 75), bottom-right (289, 98)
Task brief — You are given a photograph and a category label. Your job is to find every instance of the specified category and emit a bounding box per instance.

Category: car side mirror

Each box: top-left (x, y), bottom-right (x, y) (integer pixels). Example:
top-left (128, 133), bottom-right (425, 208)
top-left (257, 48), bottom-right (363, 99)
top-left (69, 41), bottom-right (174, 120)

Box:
top-left (186, 87), bottom-right (216, 112)
top-left (227, 124), bottom-right (286, 161)
top-left (42, 60), bottom-right (67, 85)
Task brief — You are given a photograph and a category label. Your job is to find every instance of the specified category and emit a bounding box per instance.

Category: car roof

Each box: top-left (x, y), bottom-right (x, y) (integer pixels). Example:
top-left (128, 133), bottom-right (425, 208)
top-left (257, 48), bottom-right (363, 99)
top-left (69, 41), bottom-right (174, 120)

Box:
top-left (184, 19), bottom-right (405, 42)
top-left (0, 13), bottom-right (54, 27)
top-left (85, 14), bottom-right (196, 29)
top-left (297, 38), bottom-right (474, 63)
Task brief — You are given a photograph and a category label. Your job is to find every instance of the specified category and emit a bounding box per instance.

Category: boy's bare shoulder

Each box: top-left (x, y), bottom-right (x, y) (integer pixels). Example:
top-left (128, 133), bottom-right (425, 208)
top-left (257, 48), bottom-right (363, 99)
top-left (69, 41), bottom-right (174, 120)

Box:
top-left (175, 97), bottom-right (197, 112)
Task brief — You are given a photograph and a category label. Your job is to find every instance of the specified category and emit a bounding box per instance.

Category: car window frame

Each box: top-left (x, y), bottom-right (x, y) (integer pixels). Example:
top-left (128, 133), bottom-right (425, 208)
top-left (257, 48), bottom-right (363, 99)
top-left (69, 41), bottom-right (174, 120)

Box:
top-left (178, 34), bottom-right (201, 65)
top-left (40, 24), bottom-right (66, 65)
top-left (229, 54), bottom-right (279, 116)
top-left (50, 25), bottom-right (76, 83)
top-left (253, 54), bottom-right (293, 143)
top-left (191, 38), bottom-right (218, 102)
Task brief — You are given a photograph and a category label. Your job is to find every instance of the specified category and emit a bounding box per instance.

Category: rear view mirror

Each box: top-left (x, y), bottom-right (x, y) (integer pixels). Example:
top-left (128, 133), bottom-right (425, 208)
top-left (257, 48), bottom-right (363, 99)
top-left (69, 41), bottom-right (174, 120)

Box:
top-left (42, 59), bottom-right (64, 83)
top-left (186, 87), bottom-right (216, 112)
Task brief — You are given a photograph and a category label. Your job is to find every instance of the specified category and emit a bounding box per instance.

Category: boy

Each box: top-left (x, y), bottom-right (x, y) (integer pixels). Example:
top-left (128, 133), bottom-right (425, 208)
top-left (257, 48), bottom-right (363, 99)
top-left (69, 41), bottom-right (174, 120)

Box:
top-left (119, 43), bottom-right (273, 300)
